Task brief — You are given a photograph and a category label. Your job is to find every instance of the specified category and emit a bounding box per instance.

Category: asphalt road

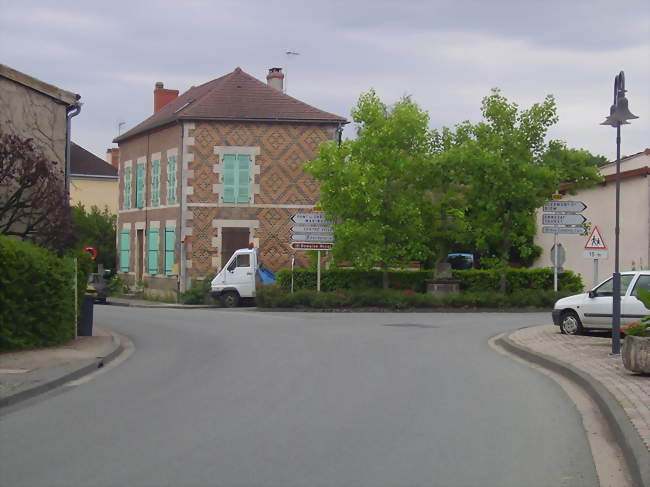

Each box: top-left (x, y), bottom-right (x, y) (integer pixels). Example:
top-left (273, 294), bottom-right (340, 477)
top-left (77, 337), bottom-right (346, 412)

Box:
top-left (0, 307), bottom-right (598, 487)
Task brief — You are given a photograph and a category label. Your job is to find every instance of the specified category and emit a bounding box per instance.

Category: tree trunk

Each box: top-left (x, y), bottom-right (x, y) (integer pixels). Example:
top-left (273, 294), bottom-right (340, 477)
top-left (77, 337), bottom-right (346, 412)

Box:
top-left (499, 212), bottom-right (513, 294)
top-left (382, 269), bottom-right (389, 290)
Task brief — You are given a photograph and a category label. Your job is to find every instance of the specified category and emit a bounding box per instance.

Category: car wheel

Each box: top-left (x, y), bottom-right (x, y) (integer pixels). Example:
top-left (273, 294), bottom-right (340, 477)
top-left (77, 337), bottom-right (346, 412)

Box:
top-left (221, 291), bottom-right (240, 308)
top-left (560, 311), bottom-right (583, 335)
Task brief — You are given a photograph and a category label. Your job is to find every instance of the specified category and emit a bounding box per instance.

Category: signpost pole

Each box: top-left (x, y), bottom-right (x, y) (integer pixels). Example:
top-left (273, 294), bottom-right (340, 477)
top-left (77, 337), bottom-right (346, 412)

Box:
top-left (316, 250), bottom-right (321, 292)
top-left (291, 254), bottom-right (295, 294)
top-left (593, 259), bottom-right (598, 288)
top-left (553, 232), bottom-right (558, 292)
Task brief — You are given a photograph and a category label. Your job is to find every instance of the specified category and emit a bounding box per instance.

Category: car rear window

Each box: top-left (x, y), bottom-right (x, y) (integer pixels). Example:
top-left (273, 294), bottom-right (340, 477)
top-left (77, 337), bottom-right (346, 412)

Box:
top-left (632, 275), bottom-right (650, 296)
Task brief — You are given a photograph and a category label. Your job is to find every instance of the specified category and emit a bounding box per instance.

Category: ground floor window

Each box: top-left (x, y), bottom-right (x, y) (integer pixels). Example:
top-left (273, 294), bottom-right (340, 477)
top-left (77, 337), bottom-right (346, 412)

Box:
top-left (148, 228), bottom-right (159, 275)
top-left (119, 230), bottom-right (130, 272)
top-left (165, 227), bottom-right (175, 276)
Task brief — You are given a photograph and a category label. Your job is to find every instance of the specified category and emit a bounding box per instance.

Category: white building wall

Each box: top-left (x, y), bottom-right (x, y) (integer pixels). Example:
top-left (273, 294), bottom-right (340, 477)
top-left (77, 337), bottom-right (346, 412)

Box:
top-left (533, 151), bottom-right (650, 290)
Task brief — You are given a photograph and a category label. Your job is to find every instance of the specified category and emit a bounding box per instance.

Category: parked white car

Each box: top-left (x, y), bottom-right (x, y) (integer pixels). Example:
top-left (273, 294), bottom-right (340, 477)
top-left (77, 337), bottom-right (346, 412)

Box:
top-left (552, 271), bottom-right (650, 335)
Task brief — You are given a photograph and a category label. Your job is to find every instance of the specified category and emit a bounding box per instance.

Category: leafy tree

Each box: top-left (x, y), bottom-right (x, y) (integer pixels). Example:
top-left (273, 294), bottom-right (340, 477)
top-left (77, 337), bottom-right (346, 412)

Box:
top-left (0, 132), bottom-right (74, 252)
top-left (71, 203), bottom-right (117, 272)
top-left (433, 89), bottom-right (601, 291)
top-left (304, 90), bottom-right (438, 288)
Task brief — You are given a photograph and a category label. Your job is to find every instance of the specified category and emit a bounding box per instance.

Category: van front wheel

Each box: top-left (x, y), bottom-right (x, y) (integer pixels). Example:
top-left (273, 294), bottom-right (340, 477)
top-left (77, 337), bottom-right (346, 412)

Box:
top-left (221, 291), bottom-right (240, 308)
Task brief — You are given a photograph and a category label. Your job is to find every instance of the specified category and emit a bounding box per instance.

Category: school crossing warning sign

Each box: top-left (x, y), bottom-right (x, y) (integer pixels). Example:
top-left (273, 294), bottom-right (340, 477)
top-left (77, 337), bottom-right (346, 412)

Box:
top-left (584, 226), bottom-right (608, 259)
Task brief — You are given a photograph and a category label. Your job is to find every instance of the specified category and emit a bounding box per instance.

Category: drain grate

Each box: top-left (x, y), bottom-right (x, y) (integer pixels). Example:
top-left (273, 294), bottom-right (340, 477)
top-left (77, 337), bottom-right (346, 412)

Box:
top-left (382, 323), bottom-right (439, 329)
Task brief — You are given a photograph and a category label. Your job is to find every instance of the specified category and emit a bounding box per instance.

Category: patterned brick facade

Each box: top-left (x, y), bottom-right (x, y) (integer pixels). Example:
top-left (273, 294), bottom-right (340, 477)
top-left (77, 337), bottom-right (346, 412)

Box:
top-left (185, 121), bottom-right (337, 277)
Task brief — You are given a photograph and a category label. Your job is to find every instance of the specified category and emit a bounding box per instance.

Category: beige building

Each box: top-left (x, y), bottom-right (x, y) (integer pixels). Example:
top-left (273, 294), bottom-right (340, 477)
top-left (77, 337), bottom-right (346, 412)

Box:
top-left (534, 149), bottom-right (650, 289)
top-left (69, 143), bottom-right (118, 213)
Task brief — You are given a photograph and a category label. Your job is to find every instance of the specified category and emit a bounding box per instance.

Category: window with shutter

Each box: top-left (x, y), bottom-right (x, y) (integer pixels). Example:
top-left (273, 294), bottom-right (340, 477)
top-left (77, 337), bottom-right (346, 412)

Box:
top-left (164, 227), bottom-right (175, 275)
top-left (151, 160), bottom-right (160, 207)
top-left (136, 162), bottom-right (145, 208)
top-left (223, 155), bottom-right (236, 203)
top-left (120, 230), bottom-right (130, 272)
top-left (237, 155), bottom-right (251, 203)
top-left (167, 155), bottom-right (177, 204)
top-left (222, 154), bottom-right (251, 204)
top-left (123, 167), bottom-right (132, 209)
top-left (148, 228), bottom-right (159, 275)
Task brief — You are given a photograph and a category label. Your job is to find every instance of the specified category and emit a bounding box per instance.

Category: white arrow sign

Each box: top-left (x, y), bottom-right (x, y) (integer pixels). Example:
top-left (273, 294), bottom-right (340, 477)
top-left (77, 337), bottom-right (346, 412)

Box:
top-left (291, 224), bottom-right (333, 233)
top-left (542, 214), bottom-right (587, 225)
top-left (291, 234), bottom-right (335, 242)
top-left (291, 212), bottom-right (331, 225)
top-left (542, 226), bottom-right (586, 235)
top-left (543, 200), bottom-right (587, 213)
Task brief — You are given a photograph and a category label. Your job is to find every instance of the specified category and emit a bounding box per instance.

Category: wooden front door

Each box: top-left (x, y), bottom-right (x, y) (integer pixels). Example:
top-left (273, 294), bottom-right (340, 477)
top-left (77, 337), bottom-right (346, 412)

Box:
top-left (221, 228), bottom-right (250, 269)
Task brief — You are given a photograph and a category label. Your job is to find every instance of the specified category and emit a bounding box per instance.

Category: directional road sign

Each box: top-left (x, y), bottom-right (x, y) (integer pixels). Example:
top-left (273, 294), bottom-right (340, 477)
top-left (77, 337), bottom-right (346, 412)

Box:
top-left (291, 212), bottom-right (331, 225)
top-left (291, 234), bottom-right (335, 242)
top-left (291, 242), bottom-right (334, 250)
top-left (542, 214), bottom-right (587, 225)
top-left (291, 224), bottom-right (333, 234)
top-left (542, 226), bottom-right (586, 235)
top-left (542, 200), bottom-right (587, 213)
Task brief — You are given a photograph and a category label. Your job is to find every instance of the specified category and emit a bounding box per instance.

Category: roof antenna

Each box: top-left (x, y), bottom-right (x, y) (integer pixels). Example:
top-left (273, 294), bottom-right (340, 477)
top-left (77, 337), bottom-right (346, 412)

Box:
top-left (285, 51), bottom-right (300, 93)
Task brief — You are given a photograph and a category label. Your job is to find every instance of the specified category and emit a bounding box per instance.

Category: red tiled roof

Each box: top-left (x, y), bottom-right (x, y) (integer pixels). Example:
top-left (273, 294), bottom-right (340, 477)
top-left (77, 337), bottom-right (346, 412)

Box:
top-left (70, 143), bottom-right (118, 178)
top-left (114, 67), bottom-right (346, 143)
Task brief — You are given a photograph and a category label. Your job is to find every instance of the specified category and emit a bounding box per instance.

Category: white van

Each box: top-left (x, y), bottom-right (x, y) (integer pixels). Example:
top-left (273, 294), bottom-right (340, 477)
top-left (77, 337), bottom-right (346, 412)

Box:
top-left (210, 248), bottom-right (275, 307)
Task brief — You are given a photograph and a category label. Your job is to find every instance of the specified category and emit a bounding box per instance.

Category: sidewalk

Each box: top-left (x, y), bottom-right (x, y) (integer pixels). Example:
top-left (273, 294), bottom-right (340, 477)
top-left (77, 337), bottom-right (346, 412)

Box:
top-left (499, 325), bottom-right (650, 486)
top-left (0, 326), bottom-right (124, 409)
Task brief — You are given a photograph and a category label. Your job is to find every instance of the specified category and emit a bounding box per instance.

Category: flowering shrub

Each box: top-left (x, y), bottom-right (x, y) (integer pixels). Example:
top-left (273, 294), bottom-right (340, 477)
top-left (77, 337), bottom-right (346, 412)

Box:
top-left (623, 288), bottom-right (650, 337)
top-left (622, 322), bottom-right (650, 337)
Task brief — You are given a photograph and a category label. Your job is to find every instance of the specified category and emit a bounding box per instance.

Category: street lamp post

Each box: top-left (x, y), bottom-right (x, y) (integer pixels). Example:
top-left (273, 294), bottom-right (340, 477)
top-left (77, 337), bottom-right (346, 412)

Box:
top-left (600, 71), bottom-right (638, 355)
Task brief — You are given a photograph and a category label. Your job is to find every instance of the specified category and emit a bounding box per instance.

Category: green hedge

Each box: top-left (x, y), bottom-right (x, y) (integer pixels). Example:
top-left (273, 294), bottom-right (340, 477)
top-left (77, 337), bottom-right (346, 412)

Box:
top-left (275, 267), bottom-right (583, 294)
top-left (0, 236), bottom-right (91, 350)
top-left (257, 285), bottom-right (573, 310)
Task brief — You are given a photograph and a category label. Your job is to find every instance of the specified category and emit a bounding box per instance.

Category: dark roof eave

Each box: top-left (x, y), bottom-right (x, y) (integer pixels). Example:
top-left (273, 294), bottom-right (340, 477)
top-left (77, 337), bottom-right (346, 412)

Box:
top-left (114, 115), bottom-right (347, 144)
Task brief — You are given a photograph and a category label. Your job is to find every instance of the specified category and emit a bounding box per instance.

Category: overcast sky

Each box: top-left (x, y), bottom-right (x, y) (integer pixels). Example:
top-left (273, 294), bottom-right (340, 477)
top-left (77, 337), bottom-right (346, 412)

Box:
top-left (1, 0), bottom-right (648, 161)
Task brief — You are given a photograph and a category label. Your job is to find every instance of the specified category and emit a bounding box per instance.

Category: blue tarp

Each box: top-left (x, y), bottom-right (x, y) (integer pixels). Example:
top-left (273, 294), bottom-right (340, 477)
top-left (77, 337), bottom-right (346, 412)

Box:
top-left (257, 267), bottom-right (276, 285)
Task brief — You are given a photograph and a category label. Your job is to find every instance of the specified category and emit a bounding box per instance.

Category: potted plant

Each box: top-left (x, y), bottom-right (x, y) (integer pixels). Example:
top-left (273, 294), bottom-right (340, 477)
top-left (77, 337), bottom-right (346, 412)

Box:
top-left (621, 288), bottom-right (650, 374)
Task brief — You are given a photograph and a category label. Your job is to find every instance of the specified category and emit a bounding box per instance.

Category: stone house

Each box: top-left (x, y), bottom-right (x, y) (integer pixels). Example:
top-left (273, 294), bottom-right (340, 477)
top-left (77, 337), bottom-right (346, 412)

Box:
top-left (534, 148), bottom-right (650, 288)
top-left (113, 67), bottom-right (346, 294)
top-left (0, 64), bottom-right (81, 239)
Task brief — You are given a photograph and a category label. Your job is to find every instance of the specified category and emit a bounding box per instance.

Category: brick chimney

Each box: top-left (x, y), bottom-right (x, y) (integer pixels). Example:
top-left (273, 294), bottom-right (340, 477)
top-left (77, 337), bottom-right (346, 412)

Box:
top-left (106, 147), bottom-right (120, 168)
top-left (154, 82), bottom-right (179, 113)
top-left (266, 68), bottom-right (284, 91)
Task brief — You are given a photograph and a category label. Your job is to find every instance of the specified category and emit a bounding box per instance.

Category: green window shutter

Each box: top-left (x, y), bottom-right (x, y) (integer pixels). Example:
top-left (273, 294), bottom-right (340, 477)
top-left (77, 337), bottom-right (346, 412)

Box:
top-left (236, 155), bottom-right (251, 203)
top-left (136, 162), bottom-right (145, 208)
top-left (119, 230), bottom-right (130, 272)
top-left (167, 156), bottom-right (177, 204)
top-left (123, 167), bottom-right (131, 209)
top-left (222, 155), bottom-right (236, 203)
top-left (151, 160), bottom-right (160, 207)
top-left (147, 228), bottom-right (159, 275)
top-left (164, 227), bottom-right (175, 276)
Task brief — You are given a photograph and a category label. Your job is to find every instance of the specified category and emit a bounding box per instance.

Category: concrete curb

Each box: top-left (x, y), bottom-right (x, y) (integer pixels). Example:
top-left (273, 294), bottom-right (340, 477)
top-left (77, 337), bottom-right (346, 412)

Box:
top-left (256, 307), bottom-right (550, 313)
top-left (107, 300), bottom-right (219, 309)
top-left (0, 331), bottom-right (125, 410)
top-left (497, 331), bottom-right (650, 487)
